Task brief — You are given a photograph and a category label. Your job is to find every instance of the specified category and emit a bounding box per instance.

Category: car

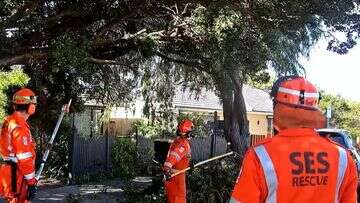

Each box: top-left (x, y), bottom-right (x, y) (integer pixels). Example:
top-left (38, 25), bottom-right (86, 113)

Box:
top-left (317, 128), bottom-right (360, 171)
top-left (317, 128), bottom-right (360, 201)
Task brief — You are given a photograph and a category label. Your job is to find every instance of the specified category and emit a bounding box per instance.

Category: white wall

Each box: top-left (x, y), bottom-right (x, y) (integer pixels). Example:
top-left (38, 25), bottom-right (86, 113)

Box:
top-left (110, 99), bottom-right (145, 119)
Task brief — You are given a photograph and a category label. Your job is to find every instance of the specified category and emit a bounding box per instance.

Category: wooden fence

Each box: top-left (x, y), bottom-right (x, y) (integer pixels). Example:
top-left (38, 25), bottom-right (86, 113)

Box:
top-left (71, 134), bottom-right (270, 177)
top-left (250, 134), bottom-right (269, 146)
top-left (71, 135), bottom-right (114, 177)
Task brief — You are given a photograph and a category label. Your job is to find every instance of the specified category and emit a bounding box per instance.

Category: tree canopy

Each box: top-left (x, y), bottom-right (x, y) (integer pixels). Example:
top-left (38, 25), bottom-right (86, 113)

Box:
top-left (1, 0), bottom-right (360, 153)
top-left (320, 93), bottom-right (360, 138)
top-left (0, 68), bottom-right (29, 121)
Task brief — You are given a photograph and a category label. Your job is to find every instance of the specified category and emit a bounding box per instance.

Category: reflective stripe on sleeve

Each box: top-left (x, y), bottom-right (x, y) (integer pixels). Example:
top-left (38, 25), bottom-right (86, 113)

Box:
top-left (335, 146), bottom-right (348, 203)
top-left (24, 172), bottom-right (35, 180)
top-left (169, 151), bottom-right (181, 161)
top-left (229, 197), bottom-right (241, 203)
top-left (16, 152), bottom-right (33, 160)
top-left (3, 156), bottom-right (18, 163)
top-left (278, 87), bottom-right (319, 98)
top-left (164, 162), bottom-right (172, 168)
top-left (254, 145), bottom-right (277, 203)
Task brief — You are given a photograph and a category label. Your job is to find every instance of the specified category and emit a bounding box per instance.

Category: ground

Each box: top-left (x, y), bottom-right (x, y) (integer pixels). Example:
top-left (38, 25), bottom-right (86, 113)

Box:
top-left (34, 178), bottom-right (125, 202)
top-left (0, 177), bottom-right (153, 203)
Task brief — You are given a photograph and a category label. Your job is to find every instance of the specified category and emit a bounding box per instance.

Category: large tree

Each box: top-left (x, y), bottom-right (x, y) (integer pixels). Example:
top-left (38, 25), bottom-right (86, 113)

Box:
top-left (1, 0), bottom-right (359, 154)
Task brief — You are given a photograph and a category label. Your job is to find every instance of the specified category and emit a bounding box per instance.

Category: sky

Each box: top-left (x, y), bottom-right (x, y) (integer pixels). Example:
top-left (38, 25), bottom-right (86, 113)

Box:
top-left (300, 39), bottom-right (360, 102)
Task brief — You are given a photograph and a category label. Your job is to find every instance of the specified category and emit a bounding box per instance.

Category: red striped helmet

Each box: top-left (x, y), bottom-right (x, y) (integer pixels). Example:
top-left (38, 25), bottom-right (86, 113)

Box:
top-left (12, 88), bottom-right (37, 104)
top-left (178, 119), bottom-right (194, 134)
top-left (271, 76), bottom-right (320, 110)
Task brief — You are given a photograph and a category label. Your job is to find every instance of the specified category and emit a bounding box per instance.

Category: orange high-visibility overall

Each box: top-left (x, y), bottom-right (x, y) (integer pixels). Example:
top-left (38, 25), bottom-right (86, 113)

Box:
top-left (164, 137), bottom-right (191, 203)
top-left (230, 128), bottom-right (358, 203)
top-left (0, 112), bottom-right (37, 203)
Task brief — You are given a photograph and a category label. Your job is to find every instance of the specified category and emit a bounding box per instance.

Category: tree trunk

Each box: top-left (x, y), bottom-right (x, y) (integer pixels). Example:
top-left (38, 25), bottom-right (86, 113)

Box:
top-left (216, 72), bottom-right (250, 156)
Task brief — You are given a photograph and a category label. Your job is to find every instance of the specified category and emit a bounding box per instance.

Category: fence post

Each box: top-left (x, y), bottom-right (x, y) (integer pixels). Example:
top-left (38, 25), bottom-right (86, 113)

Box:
top-left (105, 127), bottom-right (110, 172)
top-left (210, 111), bottom-right (218, 157)
top-left (69, 113), bottom-right (76, 184)
top-left (134, 126), bottom-right (139, 169)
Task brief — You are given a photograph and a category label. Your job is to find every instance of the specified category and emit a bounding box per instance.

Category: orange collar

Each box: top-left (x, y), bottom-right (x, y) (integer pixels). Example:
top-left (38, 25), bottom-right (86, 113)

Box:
top-left (277, 128), bottom-right (318, 137)
top-left (11, 111), bottom-right (29, 128)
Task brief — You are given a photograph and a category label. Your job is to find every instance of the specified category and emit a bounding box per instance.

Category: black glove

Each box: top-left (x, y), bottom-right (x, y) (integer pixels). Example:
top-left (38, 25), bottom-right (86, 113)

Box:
top-left (28, 185), bottom-right (37, 200)
top-left (189, 161), bottom-right (195, 174)
top-left (163, 167), bottom-right (172, 181)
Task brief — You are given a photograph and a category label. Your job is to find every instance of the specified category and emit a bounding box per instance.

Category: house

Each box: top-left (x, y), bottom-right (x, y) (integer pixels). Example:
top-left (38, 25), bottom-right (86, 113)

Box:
top-left (106, 85), bottom-right (274, 141)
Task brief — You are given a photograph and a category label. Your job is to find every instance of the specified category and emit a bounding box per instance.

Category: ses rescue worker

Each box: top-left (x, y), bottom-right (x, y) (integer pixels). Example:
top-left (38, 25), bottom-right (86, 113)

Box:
top-left (230, 76), bottom-right (358, 203)
top-left (163, 119), bottom-right (194, 203)
top-left (0, 88), bottom-right (38, 203)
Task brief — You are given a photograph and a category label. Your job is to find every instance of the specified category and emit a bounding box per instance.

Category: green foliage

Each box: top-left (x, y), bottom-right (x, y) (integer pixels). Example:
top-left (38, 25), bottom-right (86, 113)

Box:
top-left (38, 117), bottom-right (72, 180)
top-left (342, 101), bottom-right (360, 138)
top-left (141, 59), bottom-right (177, 131)
top-left (319, 93), bottom-right (360, 138)
top-left (1, 0), bottom-right (359, 156)
top-left (130, 112), bottom-right (213, 138)
top-left (111, 138), bottom-right (136, 179)
top-left (131, 120), bottom-right (161, 138)
top-left (0, 68), bottom-right (29, 121)
top-left (136, 141), bottom-right (155, 175)
top-left (123, 180), bottom-right (166, 203)
top-left (177, 112), bottom-right (211, 137)
top-left (124, 157), bottom-right (239, 203)
top-left (187, 158), bottom-right (239, 203)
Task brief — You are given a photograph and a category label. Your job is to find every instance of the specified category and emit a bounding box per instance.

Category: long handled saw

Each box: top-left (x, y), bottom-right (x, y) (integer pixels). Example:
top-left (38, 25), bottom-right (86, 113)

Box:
top-left (35, 99), bottom-right (72, 180)
top-left (169, 151), bottom-right (234, 178)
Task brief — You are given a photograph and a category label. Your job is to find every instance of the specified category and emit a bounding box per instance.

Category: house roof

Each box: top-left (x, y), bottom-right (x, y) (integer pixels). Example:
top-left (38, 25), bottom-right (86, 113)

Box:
top-left (173, 85), bottom-right (273, 113)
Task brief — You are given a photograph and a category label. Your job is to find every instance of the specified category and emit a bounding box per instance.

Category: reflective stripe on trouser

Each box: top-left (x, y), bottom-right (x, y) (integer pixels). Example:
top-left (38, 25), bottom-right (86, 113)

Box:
top-left (24, 172), bottom-right (35, 180)
top-left (335, 146), bottom-right (348, 203)
top-left (254, 145), bottom-right (277, 203)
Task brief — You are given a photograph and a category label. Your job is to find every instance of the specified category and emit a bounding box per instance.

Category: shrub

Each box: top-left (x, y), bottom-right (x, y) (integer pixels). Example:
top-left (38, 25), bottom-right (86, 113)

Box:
top-left (35, 117), bottom-right (72, 182)
top-left (124, 156), bottom-right (240, 203)
top-left (123, 180), bottom-right (166, 203)
top-left (130, 119), bottom-right (160, 138)
top-left (111, 138), bottom-right (137, 179)
top-left (187, 157), bottom-right (239, 203)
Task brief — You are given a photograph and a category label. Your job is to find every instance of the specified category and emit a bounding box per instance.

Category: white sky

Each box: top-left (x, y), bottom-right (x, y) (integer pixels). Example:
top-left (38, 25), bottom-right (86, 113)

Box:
top-left (300, 39), bottom-right (360, 102)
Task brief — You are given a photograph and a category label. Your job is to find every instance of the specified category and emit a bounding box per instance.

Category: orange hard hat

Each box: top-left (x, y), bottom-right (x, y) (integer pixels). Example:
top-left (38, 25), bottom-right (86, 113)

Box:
top-left (12, 88), bottom-right (37, 105)
top-left (178, 119), bottom-right (194, 134)
top-left (271, 76), bottom-right (320, 110)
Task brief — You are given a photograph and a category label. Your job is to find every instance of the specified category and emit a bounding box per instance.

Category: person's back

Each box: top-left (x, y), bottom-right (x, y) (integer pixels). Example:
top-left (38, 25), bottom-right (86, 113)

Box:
top-left (230, 128), bottom-right (357, 203)
top-left (230, 76), bottom-right (357, 203)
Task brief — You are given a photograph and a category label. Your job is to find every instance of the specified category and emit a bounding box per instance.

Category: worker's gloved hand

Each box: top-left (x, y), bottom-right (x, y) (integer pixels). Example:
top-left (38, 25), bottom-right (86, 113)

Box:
top-left (28, 185), bottom-right (37, 200)
top-left (189, 162), bottom-right (195, 174)
top-left (163, 167), bottom-right (172, 181)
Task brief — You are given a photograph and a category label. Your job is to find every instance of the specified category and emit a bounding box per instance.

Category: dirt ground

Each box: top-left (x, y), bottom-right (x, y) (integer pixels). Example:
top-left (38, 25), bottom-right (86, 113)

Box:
top-left (34, 178), bottom-right (126, 203)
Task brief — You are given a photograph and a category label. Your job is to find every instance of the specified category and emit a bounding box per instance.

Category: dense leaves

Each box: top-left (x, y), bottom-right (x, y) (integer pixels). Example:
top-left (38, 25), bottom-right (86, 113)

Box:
top-left (111, 138), bottom-right (137, 179)
top-left (320, 93), bottom-right (360, 138)
top-left (1, 0), bottom-right (359, 154)
top-left (0, 68), bottom-right (29, 120)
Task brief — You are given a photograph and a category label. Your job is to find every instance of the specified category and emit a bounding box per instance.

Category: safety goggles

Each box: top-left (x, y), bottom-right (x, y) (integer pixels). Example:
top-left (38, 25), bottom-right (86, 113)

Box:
top-left (13, 95), bottom-right (37, 104)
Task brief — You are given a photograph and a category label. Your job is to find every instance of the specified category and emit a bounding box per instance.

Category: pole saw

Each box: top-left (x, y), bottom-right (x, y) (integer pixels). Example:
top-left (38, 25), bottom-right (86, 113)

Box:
top-left (35, 99), bottom-right (72, 180)
top-left (169, 151), bottom-right (234, 178)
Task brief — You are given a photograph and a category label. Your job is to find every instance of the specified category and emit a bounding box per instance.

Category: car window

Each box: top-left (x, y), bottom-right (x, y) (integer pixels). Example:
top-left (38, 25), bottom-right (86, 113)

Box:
top-left (318, 132), bottom-right (347, 148)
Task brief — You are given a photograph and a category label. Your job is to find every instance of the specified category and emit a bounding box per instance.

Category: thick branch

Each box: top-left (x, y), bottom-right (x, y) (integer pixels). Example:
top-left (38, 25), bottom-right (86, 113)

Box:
top-left (0, 53), bottom-right (47, 67)
top-left (155, 51), bottom-right (204, 68)
top-left (86, 57), bottom-right (127, 65)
